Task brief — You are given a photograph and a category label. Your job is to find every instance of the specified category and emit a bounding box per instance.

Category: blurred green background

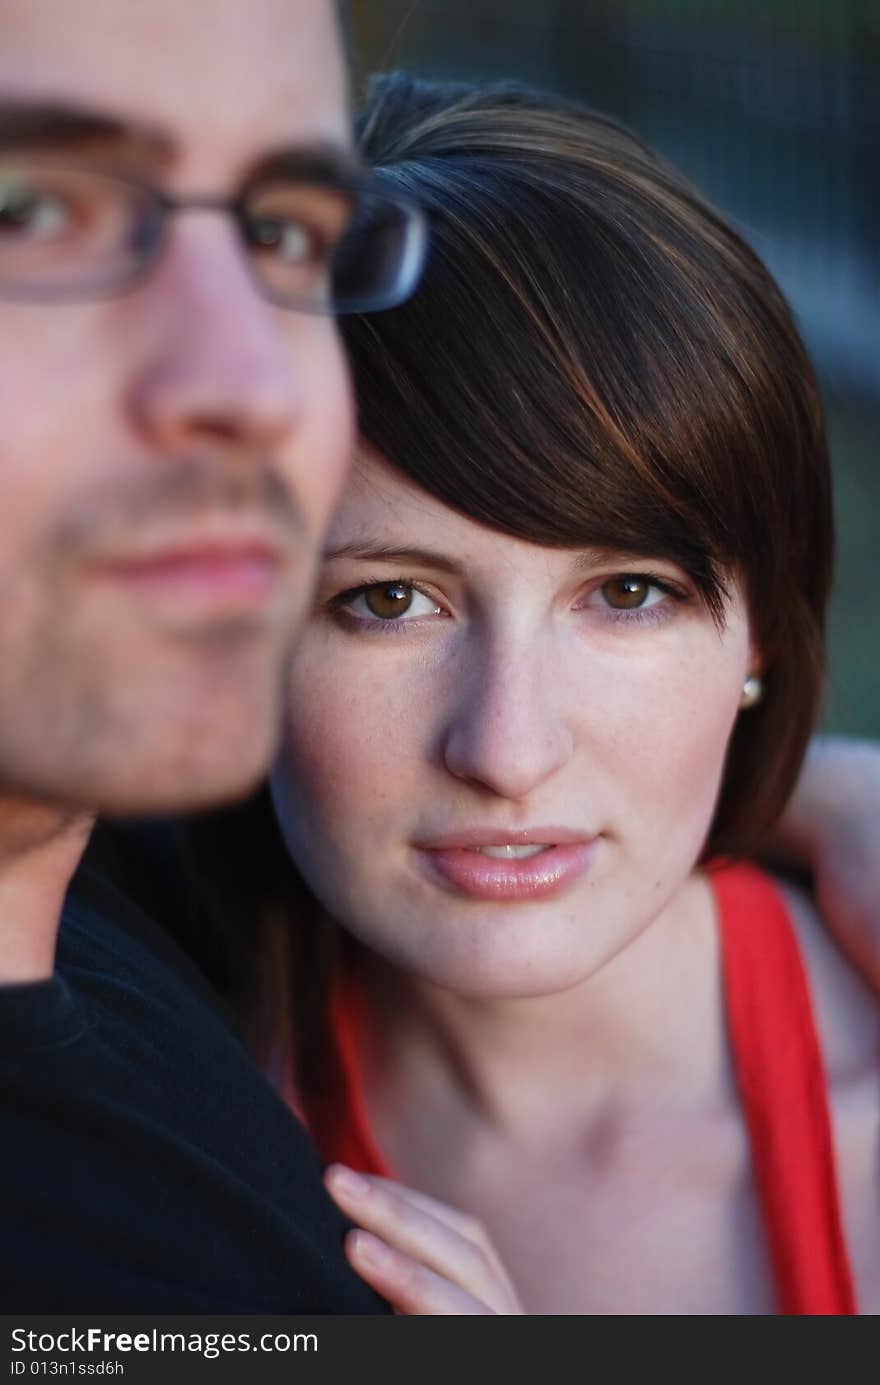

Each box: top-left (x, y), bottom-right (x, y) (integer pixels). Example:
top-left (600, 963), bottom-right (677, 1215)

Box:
top-left (350, 0), bottom-right (879, 738)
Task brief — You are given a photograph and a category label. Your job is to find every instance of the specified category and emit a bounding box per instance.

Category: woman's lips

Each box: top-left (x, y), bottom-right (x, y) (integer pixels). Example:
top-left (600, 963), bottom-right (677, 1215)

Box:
top-left (414, 837), bottom-right (599, 901)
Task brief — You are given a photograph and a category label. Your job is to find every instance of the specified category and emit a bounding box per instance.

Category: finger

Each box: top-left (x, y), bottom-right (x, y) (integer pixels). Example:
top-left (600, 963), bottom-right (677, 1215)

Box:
top-left (336, 1171), bottom-right (515, 1287)
top-left (330, 1167), bottom-right (487, 1244)
top-left (324, 1165), bottom-right (518, 1312)
top-left (345, 1229), bottom-right (498, 1316)
top-left (325, 1165), bottom-right (491, 1286)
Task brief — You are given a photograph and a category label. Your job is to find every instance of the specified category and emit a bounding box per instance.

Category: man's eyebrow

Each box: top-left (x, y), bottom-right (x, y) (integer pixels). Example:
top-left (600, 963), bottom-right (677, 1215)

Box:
top-left (322, 543), bottom-right (465, 576)
top-left (0, 101), bottom-right (174, 162)
top-left (247, 140), bottom-right (365, 186)
top-left (0, 105), bottom-right (361, 184)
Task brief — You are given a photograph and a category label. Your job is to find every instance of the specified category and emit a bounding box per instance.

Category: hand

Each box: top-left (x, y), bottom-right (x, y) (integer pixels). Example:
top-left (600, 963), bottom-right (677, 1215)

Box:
top-left (324, 1163), bottom-right (524, 1315)
top-left (770, 736), bottom-right (880, 991)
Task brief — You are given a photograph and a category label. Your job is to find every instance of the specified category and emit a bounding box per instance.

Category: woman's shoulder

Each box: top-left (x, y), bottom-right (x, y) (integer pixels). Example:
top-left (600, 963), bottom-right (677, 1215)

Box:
top-left (771, 872), bottom-right (878, 1086)
top-left (708, 859), bottom-right (876, 1083)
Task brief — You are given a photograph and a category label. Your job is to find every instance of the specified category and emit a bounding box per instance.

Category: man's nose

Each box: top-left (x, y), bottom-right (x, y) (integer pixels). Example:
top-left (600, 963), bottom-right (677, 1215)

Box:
top-left (124, 214), bottom-right (306, 454)
top-left (441, 635), bottom-right (575, 801)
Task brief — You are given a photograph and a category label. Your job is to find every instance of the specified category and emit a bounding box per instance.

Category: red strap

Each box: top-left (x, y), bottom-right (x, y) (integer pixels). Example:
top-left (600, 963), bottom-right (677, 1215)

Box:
top-left (306, 967), bottom-right (391, 1177)
top-left (713, 862), bottom-right (856, 1315)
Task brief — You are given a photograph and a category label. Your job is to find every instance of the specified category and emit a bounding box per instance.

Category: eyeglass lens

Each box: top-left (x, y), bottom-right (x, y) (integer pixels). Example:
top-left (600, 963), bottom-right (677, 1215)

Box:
top-left (0, 158), bottom-right (425, 312)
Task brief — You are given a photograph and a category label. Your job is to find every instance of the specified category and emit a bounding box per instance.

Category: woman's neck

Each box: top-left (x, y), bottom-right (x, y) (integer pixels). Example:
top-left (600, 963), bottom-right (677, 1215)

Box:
top-left (349, 871), bottom-right (733, 1151)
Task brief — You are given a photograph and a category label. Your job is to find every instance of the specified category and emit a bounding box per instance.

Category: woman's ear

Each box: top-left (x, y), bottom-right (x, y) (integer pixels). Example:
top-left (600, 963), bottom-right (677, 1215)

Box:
top-left (745, 624), bottom-right (766, 679)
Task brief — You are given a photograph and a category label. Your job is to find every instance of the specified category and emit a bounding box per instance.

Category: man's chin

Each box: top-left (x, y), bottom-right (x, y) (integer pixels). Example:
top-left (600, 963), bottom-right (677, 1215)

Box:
top-left (0, 698), bottom-right (281, 818)
top-left (95, 705), bottom-right (282, 815)
top-left (104, 752), bottom-right (273, 817)
top-left (0, 610), bottom-right (296, 815)
top-left (61, 748), bottom-right (273, 818)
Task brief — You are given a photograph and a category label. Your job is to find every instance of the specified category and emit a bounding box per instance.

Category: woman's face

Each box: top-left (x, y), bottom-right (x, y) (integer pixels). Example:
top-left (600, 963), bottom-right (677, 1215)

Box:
top-left (271, 452), bottom-right (757, 998)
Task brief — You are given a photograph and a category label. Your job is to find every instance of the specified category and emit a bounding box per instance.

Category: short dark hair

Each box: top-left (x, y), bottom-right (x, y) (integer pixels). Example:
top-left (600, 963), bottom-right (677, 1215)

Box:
top-left (344, 72), bottom-right (833, 857)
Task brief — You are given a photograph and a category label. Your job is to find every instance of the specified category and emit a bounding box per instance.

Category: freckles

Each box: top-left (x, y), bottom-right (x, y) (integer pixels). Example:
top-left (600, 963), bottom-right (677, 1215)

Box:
top-left (593, 655), bottom-right (742, 826)
top-left (283, 673), bottom-right (400, 823)
top-left (284, 721), bottom-right (351, 806)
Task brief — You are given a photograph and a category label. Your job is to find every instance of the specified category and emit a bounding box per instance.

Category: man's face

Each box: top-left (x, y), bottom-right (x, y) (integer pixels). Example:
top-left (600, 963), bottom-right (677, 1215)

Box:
top-left (0, 0), bottom-right (355, 812)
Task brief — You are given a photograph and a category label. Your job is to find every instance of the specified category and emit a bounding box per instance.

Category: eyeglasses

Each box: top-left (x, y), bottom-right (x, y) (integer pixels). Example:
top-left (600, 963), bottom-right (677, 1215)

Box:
top-left (0, 157), bottom-right (428, 314)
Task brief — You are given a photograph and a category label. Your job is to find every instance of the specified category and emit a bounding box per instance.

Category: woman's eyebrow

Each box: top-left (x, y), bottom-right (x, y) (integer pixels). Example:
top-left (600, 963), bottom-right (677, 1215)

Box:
top-left (322, 542), bottom-right (465, 576)
top-left (323, 543), bottom-right (667, 574)
top-left (568, 547), bottom-right (678, 570)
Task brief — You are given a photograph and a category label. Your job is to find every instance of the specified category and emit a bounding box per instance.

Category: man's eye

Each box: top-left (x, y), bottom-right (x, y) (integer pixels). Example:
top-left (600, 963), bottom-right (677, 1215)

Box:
top-left (0, 182), bottom-right (68, 239)
top-left (341, 582), bottom-right (442, 622)
top-left (244, 183), bottom-right (353, 264)
top-left (247, 215), bottom-right (318, 264)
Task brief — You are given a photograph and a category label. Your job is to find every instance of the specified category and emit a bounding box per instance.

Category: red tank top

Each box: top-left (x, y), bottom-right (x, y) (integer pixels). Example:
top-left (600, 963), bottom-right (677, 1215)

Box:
top-left (304, 862), bottom-right (857, 1315)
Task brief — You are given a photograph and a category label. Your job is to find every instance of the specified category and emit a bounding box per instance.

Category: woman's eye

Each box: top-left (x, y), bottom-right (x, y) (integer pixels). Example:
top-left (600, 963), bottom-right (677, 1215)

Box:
top-left (342, 582), bottom-right (442, 622)
top-left (580, 573), bottom-right (685, 620)
top-left (599, 576), bottom-right (664, 610)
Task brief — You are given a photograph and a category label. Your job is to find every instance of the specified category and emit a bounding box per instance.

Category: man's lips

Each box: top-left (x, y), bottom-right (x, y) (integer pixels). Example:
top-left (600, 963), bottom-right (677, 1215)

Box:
top-left (83, 529), bottom-right (289, 609)
top-left (413, 827), bottom-right (600, 901)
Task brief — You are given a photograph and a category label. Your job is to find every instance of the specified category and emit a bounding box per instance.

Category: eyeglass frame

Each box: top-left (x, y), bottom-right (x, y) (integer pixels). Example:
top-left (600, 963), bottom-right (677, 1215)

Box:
top-left (0, 154), bottom-right (429, 315)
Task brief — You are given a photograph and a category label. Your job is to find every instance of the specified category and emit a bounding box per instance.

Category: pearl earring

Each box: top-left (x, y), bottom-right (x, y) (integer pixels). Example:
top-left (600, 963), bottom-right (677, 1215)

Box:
top-left (740, 674), bottom-right (763, 709)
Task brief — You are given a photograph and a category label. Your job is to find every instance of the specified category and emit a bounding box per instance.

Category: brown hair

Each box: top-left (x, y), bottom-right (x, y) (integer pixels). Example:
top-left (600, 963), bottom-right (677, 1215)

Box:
top-left (188, 72), bottom-right (833, 1066)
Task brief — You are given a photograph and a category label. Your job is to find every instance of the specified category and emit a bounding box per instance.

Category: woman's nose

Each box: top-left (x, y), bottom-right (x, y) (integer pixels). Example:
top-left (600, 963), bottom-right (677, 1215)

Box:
top-left (441, 642), bottom-right (575, 801)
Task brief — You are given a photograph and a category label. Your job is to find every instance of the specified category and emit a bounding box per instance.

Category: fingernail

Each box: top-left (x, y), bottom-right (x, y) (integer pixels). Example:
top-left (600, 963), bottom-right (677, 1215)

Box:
top-left (351, 1231), bottom-right (392, 1270)
top-left (326, 1164), bottom-right (370, 1200)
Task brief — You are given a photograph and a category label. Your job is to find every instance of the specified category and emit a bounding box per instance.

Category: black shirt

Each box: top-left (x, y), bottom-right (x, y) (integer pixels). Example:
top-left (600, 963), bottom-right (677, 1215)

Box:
top-left (0, 839), bottom-right (387, 1313)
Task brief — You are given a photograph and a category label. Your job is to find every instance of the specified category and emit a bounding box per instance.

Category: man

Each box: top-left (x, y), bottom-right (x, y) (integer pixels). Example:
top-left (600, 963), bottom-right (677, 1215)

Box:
top-left (0, 0), bottom-right (422, 1311)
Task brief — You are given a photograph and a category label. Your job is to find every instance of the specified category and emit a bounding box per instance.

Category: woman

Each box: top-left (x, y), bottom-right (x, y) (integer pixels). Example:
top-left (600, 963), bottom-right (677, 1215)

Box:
top-left (192, 74), bottom-right (879, 1314)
